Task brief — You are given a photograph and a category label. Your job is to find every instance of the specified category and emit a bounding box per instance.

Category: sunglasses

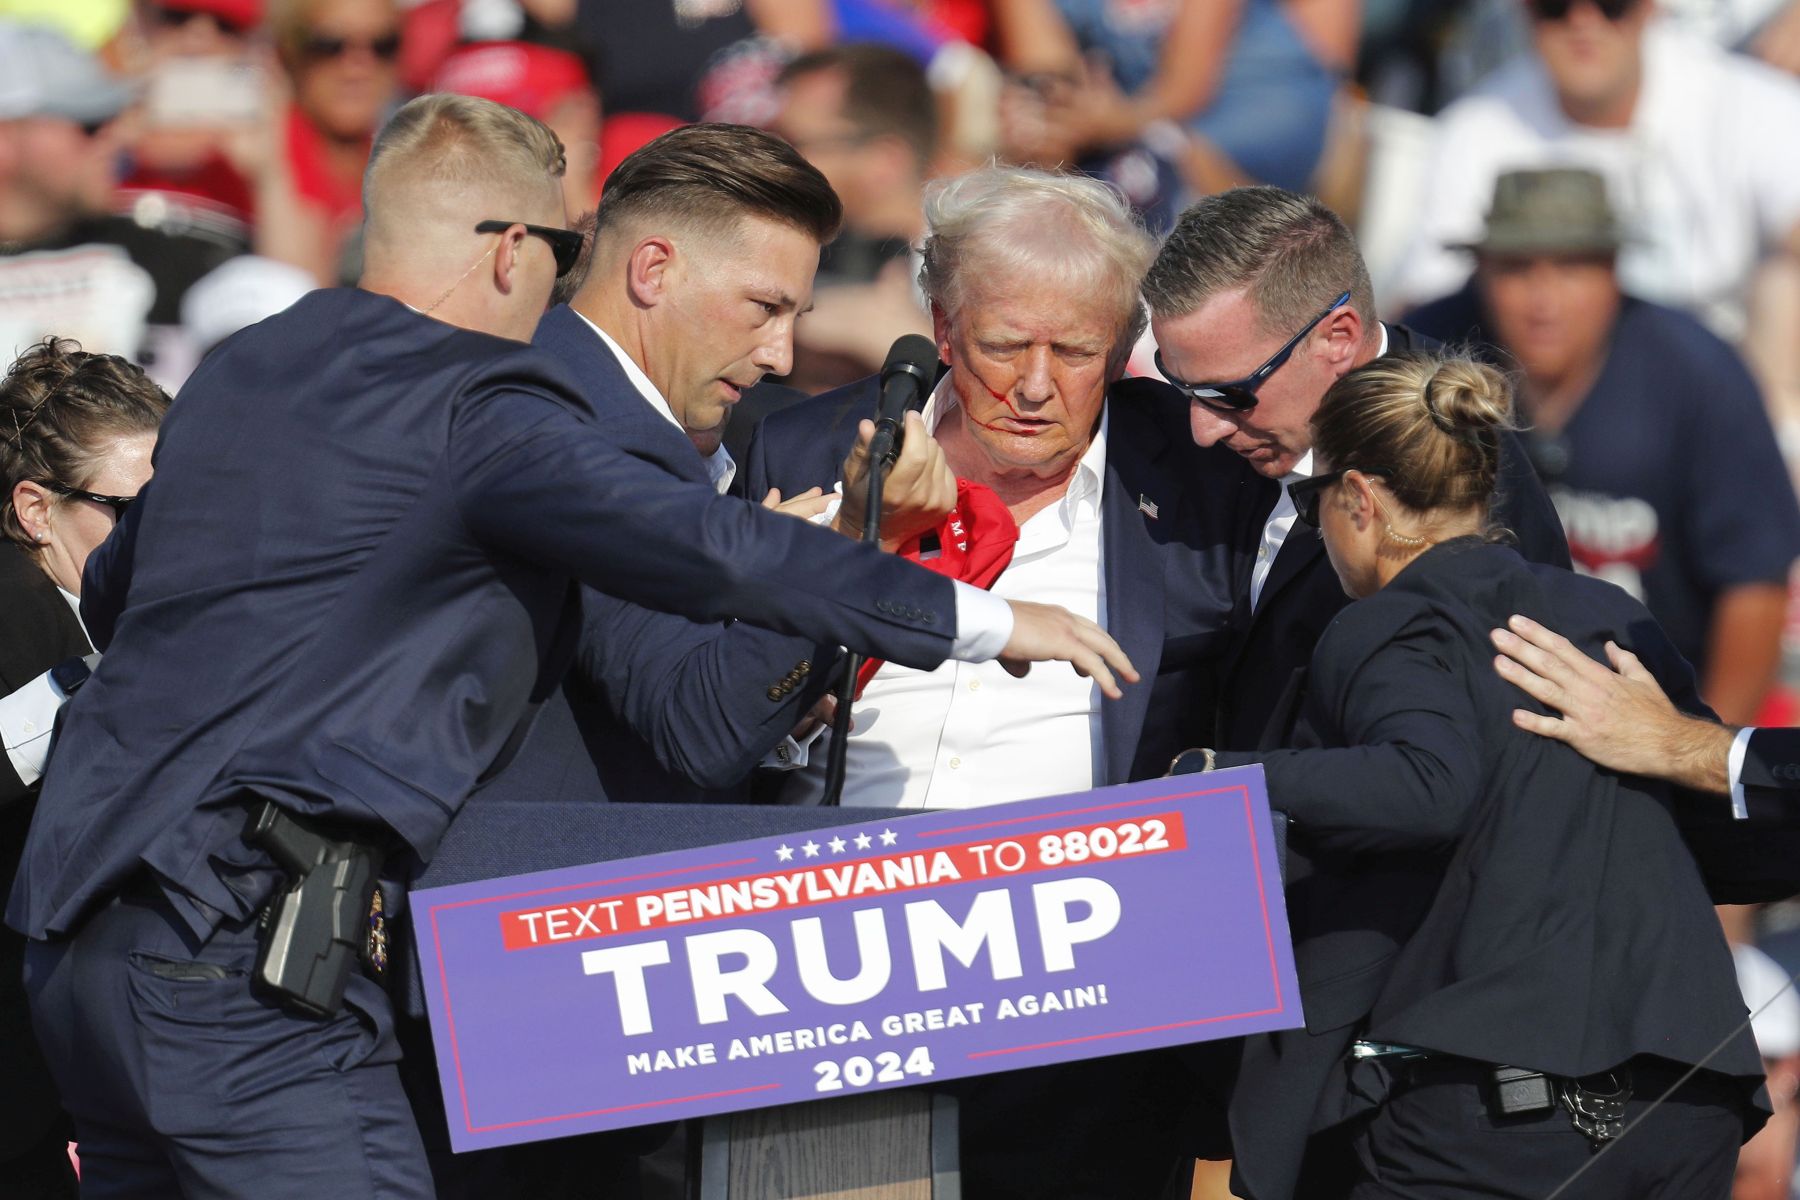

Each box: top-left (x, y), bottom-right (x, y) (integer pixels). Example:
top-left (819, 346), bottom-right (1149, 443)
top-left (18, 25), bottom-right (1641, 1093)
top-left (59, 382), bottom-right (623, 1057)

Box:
top-left (300, 31), bottom-right (401, 61)
top-left (1288, 467), bottom-right (1391, 529)
top-left (42, 480), bottom-right (138, 520)
top-left (1155, 289), bottom-right (1352, 413)
top-left (148, 4), bottom-right (253, 36)
top-left (1527, 0), bottom-right (1638, 20)
top-left (474, 221), bottom-right (585, 278)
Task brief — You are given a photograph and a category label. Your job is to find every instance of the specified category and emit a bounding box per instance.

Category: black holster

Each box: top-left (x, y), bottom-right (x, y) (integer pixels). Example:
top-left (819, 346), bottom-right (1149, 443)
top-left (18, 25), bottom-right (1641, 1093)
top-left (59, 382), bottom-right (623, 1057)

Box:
top-left (244, 800), bottom-right (384, 1019)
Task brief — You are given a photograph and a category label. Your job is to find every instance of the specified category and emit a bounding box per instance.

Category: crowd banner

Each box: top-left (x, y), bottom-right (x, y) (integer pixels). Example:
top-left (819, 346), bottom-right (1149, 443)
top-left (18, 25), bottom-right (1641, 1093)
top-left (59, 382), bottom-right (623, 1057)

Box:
top-left (416, 766), bottom-right (1300, 1152)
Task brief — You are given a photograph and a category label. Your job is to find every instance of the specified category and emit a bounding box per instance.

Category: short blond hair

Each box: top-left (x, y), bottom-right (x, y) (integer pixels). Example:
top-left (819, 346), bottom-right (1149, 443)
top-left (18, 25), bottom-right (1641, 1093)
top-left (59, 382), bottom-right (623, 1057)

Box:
top-left (363, 93), bottom-right (565, 240)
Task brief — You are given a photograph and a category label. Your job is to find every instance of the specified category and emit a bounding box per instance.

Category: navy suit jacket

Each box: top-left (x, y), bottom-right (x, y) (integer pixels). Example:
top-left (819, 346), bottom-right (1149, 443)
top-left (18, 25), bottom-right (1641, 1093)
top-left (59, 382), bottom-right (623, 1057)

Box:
top-left (742, 372), bottom-right (1239, 789)
top-left (9, 289), bottom-right (967, 940)
top-left (1212, 323), bottom-right (1572, 752)
top-left (467, 305), bottom-right (839, 809)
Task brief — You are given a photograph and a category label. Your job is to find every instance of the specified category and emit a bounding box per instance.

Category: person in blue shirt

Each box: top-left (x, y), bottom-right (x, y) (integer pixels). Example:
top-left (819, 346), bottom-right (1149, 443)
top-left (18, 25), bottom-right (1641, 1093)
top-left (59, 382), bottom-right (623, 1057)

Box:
top-left (1405, 167), bottom-right (1800, 725)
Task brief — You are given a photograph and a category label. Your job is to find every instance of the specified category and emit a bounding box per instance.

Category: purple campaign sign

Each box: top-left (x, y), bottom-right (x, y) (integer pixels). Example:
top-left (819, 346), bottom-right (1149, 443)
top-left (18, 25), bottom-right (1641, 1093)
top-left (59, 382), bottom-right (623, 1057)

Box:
top-left (415, 766), bottom-right (1299, 1152)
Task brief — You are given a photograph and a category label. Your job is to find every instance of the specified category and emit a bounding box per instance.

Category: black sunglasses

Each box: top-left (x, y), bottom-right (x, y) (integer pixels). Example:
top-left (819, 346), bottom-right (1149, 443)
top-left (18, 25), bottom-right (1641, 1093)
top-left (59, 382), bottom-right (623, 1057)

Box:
top-left (41, 480), bottom-right (138, 520)
top-left (1156, 289), bottom-right (1353, 413)
top-left (301, 32), bottom-right (402, 61)
top-left (1527, 0), bottom-right (1638, 19)
top-left (1289, 467), bottom-right (1391, 529)
top-left (474, 220), bottom-right (585, 278)
top-left (149, 4), bottom-right (253, 36)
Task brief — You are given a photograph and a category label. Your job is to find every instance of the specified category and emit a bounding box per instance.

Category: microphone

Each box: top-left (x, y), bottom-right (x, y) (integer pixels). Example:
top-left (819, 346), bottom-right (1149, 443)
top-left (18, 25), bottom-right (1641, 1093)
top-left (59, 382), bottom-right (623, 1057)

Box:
top-left (820, 334), bottom-right (939, 808)
top-left (866, 334), bottom-right (939, 470)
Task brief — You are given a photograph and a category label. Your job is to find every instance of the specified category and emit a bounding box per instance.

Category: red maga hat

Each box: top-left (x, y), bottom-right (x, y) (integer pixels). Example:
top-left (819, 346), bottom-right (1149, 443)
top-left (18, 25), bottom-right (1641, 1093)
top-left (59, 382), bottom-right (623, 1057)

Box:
top-left (156, 0), bottom-right (264, 30)
top-left (431, 41), bottom-right (591, 120)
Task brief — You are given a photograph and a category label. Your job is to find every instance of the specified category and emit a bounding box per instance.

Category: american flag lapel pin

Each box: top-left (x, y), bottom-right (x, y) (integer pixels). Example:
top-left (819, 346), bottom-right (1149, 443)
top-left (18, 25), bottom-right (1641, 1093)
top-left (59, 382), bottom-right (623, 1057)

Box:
top-left (1138, 494), bottom-right (1159, 520)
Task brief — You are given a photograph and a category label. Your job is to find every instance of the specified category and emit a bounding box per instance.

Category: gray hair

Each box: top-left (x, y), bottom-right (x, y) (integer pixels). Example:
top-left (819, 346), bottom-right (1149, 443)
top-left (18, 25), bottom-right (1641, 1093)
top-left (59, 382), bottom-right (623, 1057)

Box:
top-left (919, 166), bottom-right (1156, 357)
top-left (1142, 186), bottom-right (1375, 341)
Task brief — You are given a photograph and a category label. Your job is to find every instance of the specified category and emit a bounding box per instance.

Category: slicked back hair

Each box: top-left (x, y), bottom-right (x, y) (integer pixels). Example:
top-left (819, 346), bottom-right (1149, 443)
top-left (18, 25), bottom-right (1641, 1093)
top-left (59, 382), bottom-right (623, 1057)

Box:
top-left (1143, 186), bottom-right (1375, 340)
top-left (596, 123), bottom-right (842, 247)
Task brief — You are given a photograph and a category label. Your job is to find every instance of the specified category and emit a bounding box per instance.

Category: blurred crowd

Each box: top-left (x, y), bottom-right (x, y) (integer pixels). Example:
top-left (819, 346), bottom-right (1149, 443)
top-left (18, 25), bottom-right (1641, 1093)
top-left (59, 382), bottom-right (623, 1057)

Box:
top-left (7, 0), bottom-right (1800, 1196)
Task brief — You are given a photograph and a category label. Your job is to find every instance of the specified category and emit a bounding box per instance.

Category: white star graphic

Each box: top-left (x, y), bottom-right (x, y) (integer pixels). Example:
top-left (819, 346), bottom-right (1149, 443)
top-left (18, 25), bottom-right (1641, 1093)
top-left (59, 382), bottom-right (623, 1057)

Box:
top-left (802, 840), bottom-right (822, 858)
top-left (854, 832), bottom-right (873, 850)
top-left (775, 844), bottom-right (794, 862)
top-left (828, 836), bottom-right (847, 854)
top-left (879, 828), bottom-right (898, 846)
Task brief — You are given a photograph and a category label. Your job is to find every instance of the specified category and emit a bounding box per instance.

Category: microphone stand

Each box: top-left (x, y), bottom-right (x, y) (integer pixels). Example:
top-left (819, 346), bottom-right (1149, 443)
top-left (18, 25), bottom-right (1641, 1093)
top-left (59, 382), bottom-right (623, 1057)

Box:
top-left (819, 435), bottom-right (897, 807)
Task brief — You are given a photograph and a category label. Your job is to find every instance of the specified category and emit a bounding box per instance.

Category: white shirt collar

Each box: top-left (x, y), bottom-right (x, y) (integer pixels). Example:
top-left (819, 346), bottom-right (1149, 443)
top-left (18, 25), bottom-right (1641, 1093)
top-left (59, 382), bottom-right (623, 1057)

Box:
top-left (922, 374), bottom-right (1109, 511)
top-left (1375, 322), bottom-right (1389, 359)
top-left (571, 308), bottom-right (736, 493)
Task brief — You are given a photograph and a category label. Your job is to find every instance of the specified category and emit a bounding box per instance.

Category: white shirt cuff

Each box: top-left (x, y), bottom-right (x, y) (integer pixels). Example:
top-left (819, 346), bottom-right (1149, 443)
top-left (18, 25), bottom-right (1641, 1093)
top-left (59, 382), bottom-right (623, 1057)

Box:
top-left (1728, 726), bottom-right (1755, 820)
top-left (0, 668), bottom-right (72, 788)
top-left (762, 723), bottom-right (828, 771)
top-left (949, 581), bottom-right (1013, 662)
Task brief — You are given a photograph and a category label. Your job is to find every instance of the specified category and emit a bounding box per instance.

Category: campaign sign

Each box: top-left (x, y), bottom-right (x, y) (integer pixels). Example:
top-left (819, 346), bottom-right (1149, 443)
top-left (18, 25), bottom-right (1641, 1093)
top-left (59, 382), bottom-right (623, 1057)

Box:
top-left (415, 766), bottom-right (1298, 1151)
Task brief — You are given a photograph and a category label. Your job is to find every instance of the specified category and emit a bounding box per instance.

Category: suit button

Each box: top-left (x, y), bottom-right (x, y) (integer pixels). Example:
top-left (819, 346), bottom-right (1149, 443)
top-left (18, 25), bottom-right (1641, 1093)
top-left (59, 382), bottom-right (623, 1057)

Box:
top-left (767, 687), bottom-right (784, 701)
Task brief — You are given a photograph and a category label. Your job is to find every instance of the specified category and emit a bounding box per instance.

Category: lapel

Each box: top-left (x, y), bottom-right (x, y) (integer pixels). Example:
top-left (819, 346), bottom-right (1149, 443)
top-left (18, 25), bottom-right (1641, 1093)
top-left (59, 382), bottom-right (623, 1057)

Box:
top-left (535, 305), bottom-right (710, 484)
top-left (1097, 397), bottom-right (1171, 785)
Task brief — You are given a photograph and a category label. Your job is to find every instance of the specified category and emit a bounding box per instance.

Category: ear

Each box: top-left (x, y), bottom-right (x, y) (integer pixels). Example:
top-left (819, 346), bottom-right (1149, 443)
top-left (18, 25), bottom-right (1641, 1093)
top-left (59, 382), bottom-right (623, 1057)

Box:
top-left (12, 479), bottom-right (50, 541)
top-left (492, 224), bottom-right (529, 296)
top-left (1320, 304), bottom-right (1366, 380)
top-left (1343, 470), bottom-right (1380, 531)
top-left (932, 303), bottom-right (953, 363)
top-left (625, 236), bottom-right (677, 309)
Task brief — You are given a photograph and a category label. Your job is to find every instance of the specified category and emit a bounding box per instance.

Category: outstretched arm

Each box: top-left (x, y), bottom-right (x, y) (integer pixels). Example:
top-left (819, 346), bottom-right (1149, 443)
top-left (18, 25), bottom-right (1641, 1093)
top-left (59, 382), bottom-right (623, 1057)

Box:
top-left (1490, 614), bottom-right (1732, 795)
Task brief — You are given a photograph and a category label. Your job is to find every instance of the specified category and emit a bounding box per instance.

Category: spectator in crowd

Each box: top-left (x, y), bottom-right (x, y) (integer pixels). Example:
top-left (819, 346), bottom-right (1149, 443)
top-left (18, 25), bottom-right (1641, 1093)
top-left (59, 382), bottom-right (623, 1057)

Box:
top-left (1406, 167), bottom-right (1800, 724)
top-left (122, 0), bottom-right (265, 230)
top-left (1172, 351), bottom-right (1770, 1200)
top-left (769, 43), bottom-right (937, 389)
top-left (745, 164), bottom-right (1239, 1200)
top-left (0, 338), bottom-right (168, 1199)
top-left (1732, 942), bottom-right (1800, 1200)
top-left (571, 0), bottom-right (828, 127)
top-left (991, 0), bottom-right (1356, 222)
top-left (0, 24), bottom-right (156, 365)
top-left (178, 253), bottom-right (316, 355)
top-left (271, 0), bottom-right (402, 282)
top-left (1390, 0), bottom-right (1800, 397)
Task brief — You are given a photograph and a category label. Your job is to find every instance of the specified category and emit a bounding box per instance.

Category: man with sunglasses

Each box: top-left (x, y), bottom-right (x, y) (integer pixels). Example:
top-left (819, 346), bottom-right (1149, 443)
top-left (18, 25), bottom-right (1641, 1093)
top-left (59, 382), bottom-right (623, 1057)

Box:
top-left (1392, 0), bottom-right (1800, 380)
top-left (1142, 186), bottom-right (1569, 1200)
top-left (10, 96), bottom-right (1133, 1200)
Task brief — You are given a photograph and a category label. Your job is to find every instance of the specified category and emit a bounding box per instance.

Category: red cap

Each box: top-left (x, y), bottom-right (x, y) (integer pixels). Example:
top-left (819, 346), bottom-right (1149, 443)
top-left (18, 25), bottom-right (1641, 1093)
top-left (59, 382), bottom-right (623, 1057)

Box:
top-left (158, 0), bottom-right (264, 30)
top-left (432, 42), bottom-right (590, 120)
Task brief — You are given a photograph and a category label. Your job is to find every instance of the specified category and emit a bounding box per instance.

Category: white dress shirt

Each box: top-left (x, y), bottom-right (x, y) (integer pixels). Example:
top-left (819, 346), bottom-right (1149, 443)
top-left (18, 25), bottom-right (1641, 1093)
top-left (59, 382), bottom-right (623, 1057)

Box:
top-left (784, 378), bottom-right (1109, 808)
top-left (570, 311), bottom-right (1014, 660)
top-left (0, 586), bottom-right (90, 788)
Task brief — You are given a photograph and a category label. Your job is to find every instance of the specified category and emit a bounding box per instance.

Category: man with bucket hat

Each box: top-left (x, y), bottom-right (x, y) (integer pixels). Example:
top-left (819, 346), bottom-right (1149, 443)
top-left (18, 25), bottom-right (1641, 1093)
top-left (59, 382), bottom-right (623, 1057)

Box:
top-left (1408, 167), bottom-right (1800, 725)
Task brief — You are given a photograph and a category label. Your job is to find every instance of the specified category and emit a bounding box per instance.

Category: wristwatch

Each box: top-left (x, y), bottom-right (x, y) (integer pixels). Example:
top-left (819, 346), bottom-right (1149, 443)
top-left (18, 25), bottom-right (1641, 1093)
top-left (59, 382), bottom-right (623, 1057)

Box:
top-left (1167, 747), bottom-right (1217, 776)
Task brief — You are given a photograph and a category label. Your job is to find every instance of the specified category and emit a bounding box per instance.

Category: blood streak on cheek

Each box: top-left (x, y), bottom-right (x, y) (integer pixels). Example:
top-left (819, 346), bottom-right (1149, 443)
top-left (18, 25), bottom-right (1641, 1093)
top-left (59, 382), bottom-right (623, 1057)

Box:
top-left (970, 375), bottom-right (1036, 434)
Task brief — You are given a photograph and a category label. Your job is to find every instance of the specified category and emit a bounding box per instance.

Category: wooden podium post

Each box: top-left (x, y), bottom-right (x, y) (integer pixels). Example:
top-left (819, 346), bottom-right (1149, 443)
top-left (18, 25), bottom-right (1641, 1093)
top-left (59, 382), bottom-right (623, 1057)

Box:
top-left (698, 1092), bottom-right (960, 1200)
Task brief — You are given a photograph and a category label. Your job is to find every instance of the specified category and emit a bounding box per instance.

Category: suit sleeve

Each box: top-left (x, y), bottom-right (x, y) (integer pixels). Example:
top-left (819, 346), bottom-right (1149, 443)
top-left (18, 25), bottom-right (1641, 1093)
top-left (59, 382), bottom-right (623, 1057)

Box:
top-left (1212, 611), bottom-right (1485, 854)
top-left (449, 379), bottom-right (958, 672)
top-left (574, 589), bottom-right (839, 789)
top-left (1493, 431), bottom-right (1571, 571)
top-left (78, 481), bottom-right (148, 651)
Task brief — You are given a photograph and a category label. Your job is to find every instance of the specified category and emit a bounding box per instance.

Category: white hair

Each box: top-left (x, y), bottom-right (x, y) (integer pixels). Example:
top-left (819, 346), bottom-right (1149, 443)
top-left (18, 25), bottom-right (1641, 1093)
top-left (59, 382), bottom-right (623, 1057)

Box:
top-left (918, 166), bottom-right (1155, 353)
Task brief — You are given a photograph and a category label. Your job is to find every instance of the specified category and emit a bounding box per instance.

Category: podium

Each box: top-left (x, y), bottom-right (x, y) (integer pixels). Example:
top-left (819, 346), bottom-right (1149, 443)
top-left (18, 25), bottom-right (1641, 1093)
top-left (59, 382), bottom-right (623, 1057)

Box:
top-left (407, 799), bottom-right (966, 1199)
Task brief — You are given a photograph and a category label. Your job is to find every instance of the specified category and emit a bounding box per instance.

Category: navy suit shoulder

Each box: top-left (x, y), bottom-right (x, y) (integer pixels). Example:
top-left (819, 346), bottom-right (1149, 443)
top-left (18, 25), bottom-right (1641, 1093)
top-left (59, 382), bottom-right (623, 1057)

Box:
top-left (10, 290), bottom-right (960, 939)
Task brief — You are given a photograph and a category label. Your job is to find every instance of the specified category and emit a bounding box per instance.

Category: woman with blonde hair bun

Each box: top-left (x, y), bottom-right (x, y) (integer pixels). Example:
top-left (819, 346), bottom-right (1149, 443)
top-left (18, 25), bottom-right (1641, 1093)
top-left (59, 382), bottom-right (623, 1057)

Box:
top-left (1178, 352), bottom-right (1777, 1199)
